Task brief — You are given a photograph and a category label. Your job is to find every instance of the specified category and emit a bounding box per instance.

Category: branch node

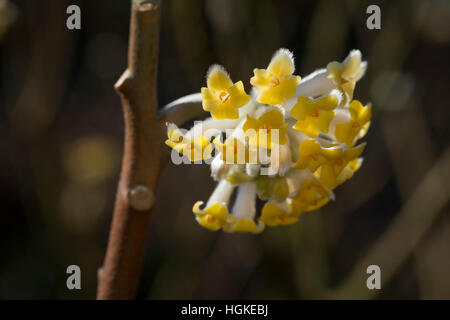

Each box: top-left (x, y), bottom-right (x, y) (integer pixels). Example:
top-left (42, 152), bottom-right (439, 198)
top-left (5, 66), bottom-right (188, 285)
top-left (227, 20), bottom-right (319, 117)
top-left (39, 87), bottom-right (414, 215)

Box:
top-left (128, 185), bottom-right (155, 212)
top-left (114, 69), bottom-right (132, 95)
top-left (137, 1), bottom-right (158, 11)
top-left (97, 267), bottom-right (104, 280)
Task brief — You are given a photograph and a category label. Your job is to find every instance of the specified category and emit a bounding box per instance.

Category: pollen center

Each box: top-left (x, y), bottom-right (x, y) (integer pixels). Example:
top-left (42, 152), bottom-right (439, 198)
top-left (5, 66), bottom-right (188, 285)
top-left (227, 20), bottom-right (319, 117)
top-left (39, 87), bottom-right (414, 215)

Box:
top-left (310, 154), bottom-right (319, 161)
top-left (269, 76), bottom-right (280, 87)
top-left (219, 91), bottom-right (231, 103)
top-left (310, 109), bottom-right (319, 117)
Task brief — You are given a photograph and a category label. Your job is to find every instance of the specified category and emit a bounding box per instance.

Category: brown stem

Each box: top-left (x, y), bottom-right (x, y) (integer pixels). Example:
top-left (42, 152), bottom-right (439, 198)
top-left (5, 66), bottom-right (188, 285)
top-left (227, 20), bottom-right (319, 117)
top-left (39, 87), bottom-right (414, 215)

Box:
top-left (97, 0), bottom-right (163, 300)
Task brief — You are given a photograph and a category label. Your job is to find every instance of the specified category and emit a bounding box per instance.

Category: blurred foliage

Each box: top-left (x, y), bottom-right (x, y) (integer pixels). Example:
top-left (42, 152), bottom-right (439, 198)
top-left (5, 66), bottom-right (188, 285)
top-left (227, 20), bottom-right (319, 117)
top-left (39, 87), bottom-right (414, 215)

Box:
top-left (0, 0), bottom-right (449, 299)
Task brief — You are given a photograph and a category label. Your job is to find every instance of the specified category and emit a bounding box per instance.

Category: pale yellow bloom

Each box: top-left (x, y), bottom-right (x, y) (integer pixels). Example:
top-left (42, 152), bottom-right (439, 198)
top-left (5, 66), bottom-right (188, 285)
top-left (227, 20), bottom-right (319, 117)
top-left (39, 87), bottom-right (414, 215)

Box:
top-left (260, 200), bottom-right (299, 227)
top-left (243, 109), bottom-right (288, 149)
top-left (165, 124), bottom-right (213, 162)
top-left (213, 136), bottom-right (258, 165)
top-left (193, 202), bottom-right (235, 231)
top-left (291, 177), bottom-right (331, 214)
top-left (294, 140), bottom-right (343, 173)
top-left (335, 100), bottom-right (371, 145)
top-left (250, 49), bottom-right (301, 105)
top-left (201, 65), bottom-right (250, 119)
top-left (315, 144), bottom-right (365, 189)
top-left (327, 50), bottom-right (366, 104)
top-left (291, 93), bottom-right (340, 137)
top-left (223, 218), bottom-right (265, 234)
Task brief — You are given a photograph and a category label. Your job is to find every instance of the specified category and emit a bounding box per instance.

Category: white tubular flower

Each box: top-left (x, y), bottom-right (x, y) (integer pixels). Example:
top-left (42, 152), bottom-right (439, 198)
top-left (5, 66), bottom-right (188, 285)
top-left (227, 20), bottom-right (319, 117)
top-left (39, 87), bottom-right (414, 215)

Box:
top-left (192, 179), bottom-right (236, 231)
top-left (210, 153), bottom-right (229, 181)
top-left (294, 69), bottom-right (335, 99)
top-left (224, 182), bottom-right (265, 234)
top-left (166, 49), bottom-right (372, 233)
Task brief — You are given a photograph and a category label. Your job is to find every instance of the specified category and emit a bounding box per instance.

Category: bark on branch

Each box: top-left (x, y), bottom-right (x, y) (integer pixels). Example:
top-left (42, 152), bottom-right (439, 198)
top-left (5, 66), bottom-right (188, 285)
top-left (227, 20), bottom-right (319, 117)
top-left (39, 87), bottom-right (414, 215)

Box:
top-left (97, 0), bottom-right (163, 300)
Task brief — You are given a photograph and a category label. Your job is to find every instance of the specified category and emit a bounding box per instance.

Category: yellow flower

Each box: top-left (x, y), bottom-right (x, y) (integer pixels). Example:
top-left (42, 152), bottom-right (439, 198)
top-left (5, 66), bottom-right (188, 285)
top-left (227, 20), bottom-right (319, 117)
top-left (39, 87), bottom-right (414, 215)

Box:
top-left (294, 140), bottom-right (343, 173)
top-left (290, 93), bottom-right (339, 137)
top-left (335, 100), bottom-right (371, 145)
top-left (166, 47), bottom-right (371, 234)
top-left (213, 136), bottom-right (258, 164)
top-left (243, 109), bottom-right (288, 149)
top-left (223, 218), bottom-right (265, 234)
top-left (334, 158), bottom-right (363, 186)
top-left (315, 144), bottom-right (365, 189)
top-left (327, 50), bottom-right (366, 104)
top-left (201, 65), bottom-right (250, 119)
top-left (165, 125), bottom-right (212, 162)
top-left (260, 201), bottom-right (299, 227)
top-left (193, 202), bottom-right (236, 231)
top-left (250, 49), bottom-right (301, 105)
top-left (291, 178), bottom-right (330, 213)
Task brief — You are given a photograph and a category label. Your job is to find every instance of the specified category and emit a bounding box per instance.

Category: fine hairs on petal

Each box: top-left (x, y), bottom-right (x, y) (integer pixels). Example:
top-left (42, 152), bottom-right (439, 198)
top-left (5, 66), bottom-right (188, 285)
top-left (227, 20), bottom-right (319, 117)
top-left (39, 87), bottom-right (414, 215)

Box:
top-left (166, 122), bottom-right (186, 137)
top-left (206, 64), bottom-right (230, 81)
top-left (347, 49), bottom-right (362, 62)
top-left (166, 122), bottom-right (177, 134)
top-left (355, 61), bottom-right (368, 82)
top-left (271, 48), bottom-right (296, 72)
top-left (360, 61), bottom-right (368, 71)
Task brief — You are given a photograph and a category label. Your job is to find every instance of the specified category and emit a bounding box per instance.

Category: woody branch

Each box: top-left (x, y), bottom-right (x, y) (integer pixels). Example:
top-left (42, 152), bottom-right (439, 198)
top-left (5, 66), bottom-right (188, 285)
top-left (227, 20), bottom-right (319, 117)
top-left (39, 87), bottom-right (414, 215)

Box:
top-left (97, 0), bottom-right (164, 299)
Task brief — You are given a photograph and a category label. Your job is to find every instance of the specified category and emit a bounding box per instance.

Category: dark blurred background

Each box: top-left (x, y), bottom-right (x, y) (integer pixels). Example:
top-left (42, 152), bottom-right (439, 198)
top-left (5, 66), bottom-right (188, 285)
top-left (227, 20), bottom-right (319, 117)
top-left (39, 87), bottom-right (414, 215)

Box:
top-left (0, 0), bottom-right (449, 299)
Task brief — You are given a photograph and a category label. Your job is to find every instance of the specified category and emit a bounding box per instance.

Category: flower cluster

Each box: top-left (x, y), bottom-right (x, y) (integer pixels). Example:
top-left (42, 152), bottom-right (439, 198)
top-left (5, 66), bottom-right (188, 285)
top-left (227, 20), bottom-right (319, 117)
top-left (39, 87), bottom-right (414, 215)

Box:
top-left (166, 49), bottom-right (371, 233)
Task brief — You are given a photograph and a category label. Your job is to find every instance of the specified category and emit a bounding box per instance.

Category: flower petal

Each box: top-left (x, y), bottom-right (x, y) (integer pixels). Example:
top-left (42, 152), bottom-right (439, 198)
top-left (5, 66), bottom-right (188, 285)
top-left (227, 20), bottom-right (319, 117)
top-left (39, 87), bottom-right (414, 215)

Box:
top-left (268, 48), bottom-right (295, 76)
top-left (207, 65), bottom-right (233, 91)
